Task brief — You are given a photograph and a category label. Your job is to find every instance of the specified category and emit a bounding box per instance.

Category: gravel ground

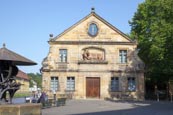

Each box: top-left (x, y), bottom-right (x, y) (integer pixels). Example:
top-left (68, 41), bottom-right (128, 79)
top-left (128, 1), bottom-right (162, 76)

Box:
top-left (42, 99), bottom-right (173, 115)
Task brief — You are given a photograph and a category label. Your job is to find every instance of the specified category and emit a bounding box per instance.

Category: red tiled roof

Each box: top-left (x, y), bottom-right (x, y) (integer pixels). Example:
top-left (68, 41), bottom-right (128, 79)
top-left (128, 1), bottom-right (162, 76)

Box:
top-left (16, 70), bottom-right (29, 80)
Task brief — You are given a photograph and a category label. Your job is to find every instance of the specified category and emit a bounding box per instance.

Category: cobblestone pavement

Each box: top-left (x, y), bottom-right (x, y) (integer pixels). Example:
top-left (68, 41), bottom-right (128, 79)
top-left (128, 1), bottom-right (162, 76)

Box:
top-left (42, 99), bottom-right (173, 115)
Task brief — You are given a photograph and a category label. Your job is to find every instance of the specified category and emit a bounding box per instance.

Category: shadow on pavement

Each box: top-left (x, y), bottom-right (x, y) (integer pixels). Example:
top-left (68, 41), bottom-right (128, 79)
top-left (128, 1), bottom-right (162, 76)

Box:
top-left (71, 100), bottom-right (173, 115)
top-left (42, 99), bottom-right (173, 115)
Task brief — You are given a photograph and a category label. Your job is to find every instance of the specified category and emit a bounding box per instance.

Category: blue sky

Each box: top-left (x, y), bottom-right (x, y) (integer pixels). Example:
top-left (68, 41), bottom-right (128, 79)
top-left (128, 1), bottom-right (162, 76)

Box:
top-left (0, 0), bottom-right (144, 73)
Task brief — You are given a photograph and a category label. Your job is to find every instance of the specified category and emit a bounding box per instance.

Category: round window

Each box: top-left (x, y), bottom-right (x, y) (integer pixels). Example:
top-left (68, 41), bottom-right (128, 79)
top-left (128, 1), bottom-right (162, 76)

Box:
top-left (88, 23), bottom-right (98, 37)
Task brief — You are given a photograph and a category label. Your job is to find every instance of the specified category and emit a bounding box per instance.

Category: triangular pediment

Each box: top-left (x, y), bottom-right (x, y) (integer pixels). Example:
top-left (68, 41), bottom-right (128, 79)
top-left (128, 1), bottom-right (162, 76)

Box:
top-left (52, 11), bottom-right (134, 43)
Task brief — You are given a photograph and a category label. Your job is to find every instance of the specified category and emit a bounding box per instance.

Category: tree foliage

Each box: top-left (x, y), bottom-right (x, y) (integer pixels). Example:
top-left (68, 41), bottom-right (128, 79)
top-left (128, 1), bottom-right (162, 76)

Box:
top-left (27, 73), bottom-right (42, 88)
top-left (129, 0), bottom-right (173, 84)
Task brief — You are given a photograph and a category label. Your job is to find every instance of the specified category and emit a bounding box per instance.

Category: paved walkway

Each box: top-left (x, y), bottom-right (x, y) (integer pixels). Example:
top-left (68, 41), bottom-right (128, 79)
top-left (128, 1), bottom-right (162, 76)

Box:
top-left (42, 99), bottom-right (173, 115)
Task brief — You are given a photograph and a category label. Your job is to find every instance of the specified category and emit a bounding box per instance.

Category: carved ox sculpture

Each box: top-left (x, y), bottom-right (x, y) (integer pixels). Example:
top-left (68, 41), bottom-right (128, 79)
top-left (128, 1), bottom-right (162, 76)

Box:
top-left (82, 49), bottom-right (104, 61)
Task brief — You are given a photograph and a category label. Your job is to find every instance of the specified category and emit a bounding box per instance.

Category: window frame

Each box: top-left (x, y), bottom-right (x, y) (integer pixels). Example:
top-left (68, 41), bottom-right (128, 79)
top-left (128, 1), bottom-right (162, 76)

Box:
top-left (59, 49), bottom-right (67, 63)
top-left (110, 77), bottom-right (119, 92)
top-left (119, 50), bottom-right (127, 64)
top-left (66, 77), bottom-right (75, 91)
top-left (50, 76), bottom-right (59, 92)
top-left (127, 77), bottom-right (136, 91)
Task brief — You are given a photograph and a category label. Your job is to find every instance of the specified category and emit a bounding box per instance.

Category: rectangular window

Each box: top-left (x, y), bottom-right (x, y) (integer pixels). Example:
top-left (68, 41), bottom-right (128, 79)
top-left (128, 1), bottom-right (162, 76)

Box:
top-left (119, 50), bottom-right (127, 63)
top-left (111, 77), bottom-right (119, 91)
top-left (66, 77), bottom-right (75, 91)
top-left (127, 77), bottom-right (136, 91)
top-left (59, 49), bottom-right (67, 62)
top-left (50, 77), bottom-right (59, 91)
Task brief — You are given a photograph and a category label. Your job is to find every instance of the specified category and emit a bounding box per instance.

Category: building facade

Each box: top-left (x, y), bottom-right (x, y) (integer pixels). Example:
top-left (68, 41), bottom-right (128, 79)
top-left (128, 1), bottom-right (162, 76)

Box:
top-left (16, 70), bottom-right (30, 93)
top-left (42, 9), bottom-right (145, 100)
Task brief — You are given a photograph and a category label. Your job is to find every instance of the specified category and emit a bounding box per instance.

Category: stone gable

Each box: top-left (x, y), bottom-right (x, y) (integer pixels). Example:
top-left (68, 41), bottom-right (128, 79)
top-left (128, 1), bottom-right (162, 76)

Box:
top-left (53, 13), bottom-right (132, 43)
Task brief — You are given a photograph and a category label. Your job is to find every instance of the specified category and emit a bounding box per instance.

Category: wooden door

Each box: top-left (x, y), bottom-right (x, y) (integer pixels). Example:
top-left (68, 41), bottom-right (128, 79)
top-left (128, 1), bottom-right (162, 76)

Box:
top-left (86, 77), bottom-right (100, 98)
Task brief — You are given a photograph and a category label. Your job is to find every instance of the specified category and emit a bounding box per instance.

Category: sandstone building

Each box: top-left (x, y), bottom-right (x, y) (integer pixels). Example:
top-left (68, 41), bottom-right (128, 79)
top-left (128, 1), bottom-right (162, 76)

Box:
top-left (16, 70), bottom-right (30, 93)
top-left (42, 9), bottom-right (145, 100)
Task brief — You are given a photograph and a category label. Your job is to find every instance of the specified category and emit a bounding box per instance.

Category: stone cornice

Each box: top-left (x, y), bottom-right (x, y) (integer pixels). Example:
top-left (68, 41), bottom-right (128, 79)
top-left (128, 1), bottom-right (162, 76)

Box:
top-left (78, 60), bottom-right (108, 64)
top-left (42, 69), bottom-right (144, 73)
top-left (48, 41), bottom-right (136, 45)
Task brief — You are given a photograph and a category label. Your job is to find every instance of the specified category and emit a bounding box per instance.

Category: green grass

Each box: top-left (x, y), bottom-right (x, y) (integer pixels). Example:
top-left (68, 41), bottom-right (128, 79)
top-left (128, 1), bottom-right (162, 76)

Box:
top-left (14, 92), bottom-right (31, 98)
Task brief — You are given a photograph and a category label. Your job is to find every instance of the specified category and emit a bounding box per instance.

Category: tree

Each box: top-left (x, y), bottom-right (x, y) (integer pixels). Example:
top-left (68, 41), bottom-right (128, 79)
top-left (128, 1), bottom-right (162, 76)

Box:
top-left (28, 73), bottom-right (42, 88)
top-left (129, 0), bottom-right (173, 92)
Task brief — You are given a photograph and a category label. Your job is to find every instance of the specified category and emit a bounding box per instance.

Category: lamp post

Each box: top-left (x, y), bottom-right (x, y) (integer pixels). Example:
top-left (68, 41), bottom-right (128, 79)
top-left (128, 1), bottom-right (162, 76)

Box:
top-left (53, 90), bottom-right (56, 105)
top-left (155, 85), bottom-right (159, 102)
